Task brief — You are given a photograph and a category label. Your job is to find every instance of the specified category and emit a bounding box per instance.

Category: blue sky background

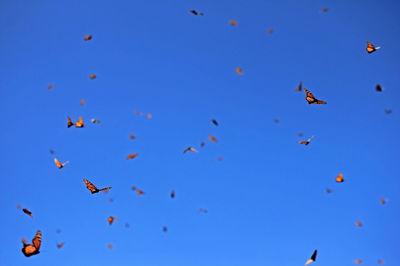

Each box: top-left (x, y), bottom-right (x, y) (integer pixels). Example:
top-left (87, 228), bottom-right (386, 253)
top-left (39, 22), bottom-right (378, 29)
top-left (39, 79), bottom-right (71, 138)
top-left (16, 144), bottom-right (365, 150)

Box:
top-left (1, 0), bottom-right (399, 265)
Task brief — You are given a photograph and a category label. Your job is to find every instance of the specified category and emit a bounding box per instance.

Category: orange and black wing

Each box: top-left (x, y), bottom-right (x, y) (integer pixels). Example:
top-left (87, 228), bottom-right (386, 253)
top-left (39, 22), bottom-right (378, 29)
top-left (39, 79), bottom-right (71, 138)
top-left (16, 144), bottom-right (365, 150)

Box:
top-left (32, 231), bottom-right (41, 250)
top-left (54, 158), bottom-right (62, 168)
top-left (304, 89), bottom-right (316, 103)
top-left (75, 116), bottom-right (84, 128)
top-left (67, 116), bottom-right (74, 128)
top-left (366, 41), bottom-right (375, 53)
top-left (83, 179), bottom-right (98, 193)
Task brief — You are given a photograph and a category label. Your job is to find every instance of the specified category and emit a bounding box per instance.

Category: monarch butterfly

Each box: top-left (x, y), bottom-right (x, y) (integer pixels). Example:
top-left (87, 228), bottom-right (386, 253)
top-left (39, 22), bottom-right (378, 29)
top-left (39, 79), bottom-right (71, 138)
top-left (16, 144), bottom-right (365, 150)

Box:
top-left (229, 20), bottom-right (238, 26)
top-left (209, 135), bottom-right (218, 142)
top-left (298, 136), bottom-right (314, 145)
top-left (84, 35), bottom-right (92, 41)
top-left (83, 179), bottom-right (112, 194)
top-left (49, 149), bottom-right (56, 154)
top-left (376, 84), bottom-right (383, 92)
top-left (217, 156), bottom-right (223, 161)
top-left (22, 208), bottom-right (33, 218)
top-left (199, 208), bottom-right (208, 213)
top-left (80, 99), bottom-right (86, 105)
top-left (170, 190), bottom-right (175, 198)
top-left (326, 188), bottom-right (333, 194)
top-left (91, 118), bottom-right (100, 124)
top-left (210, 119), bottom-right (219, 126)
top-left (108, 216), bottom-right (119, 225)
top-left (57, 242), bottom-right (64, 248)
top-left (200, 141), bottom-right (206, 147)
top-left (67, 116), bottom-right (74, 128)
top-left (384, 109), bottom-right (392, 114)
top-left (380, 198), bottom-right (386, 204)
top-left (21, 230), bottom-right (41, 257)
top-left (108, 198), bottom-right (114, 202)
top-left (16, 204), bottom-right (21, 209)
top-left (75, 117), bottom-right (84, 128)
top-left (90, 73), bottom-right (96, 79)
top-left (366, 41), bottom-right (380, 53)
top-left (304, 89), bottom-right (327, 104)
top-left (294, 81), bottom-right (302, 92)
top-left (54, 158), bottom-right (69, 169)
top-left (298, 132), bottom-right (304, 137)
top-left (184, 147), bottom-right (198, 153)
top-left (236, 67), bottom-right (243, 75)
top-left (354, 259), bottom-right (363, 264)
top-left (355, 221), bottom-right (362, 227)
top-left (126, 153), bottom-right (138, 160)
top-left (56, 229), bottom-right (61, 233)
top-left (163, 226), bottom-right (168, 232)
top-left (336, 173), bottom-right (344, 183)
top-left (136, 189), bottom-right (145, 195)
top-left (129, 133), bottom-right (136, 140)
top-left (107, 244), bottom-right (114, 249)
top-left (266, 29), bottom-right (274, 34)
top-left (146, 113), bottom-right (152, 119)
top-left (320, 8), bottom-right (329, 12)
top-left (189, 10), bottom-right (204, 16)
top-left (134, 110), bottom-right (143, 115)
top-left (305, 249), bottom-right (317, 265)
top-left (47, 84), bottom-right (54, 90)
top-left (274, 119), bottom-right (280, 123)
top-left (378, 259), bottom-right (385, 264)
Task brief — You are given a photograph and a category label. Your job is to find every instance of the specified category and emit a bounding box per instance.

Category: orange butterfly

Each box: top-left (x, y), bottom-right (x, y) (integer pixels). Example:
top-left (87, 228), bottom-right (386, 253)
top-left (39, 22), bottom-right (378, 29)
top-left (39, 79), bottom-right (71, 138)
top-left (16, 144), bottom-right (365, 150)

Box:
top-left (170, 190), bottom-right (175, 198)
top-left (294, 81), bottom-right (302, 92)
top-left (298, 136), bottom-right (314, 145)
top-left (354, 259), bottom-right (363, 264)
top-left (126, 153), bottom-right (138, 160)
top-left (47, 84), bottom-right (54, 90)
top-left (107, 244), bottom-right (114, 249)
top-left (305, 249), bottom-right (317, 265)
top-left (266, 29), bottom-right (274, 34)
top-left (229, 20), bottom-right (238, 26)
top-left (22, 208), bottom-right (33, 218)
top-left (304, 89), bottom-right (327, 104)
top-left (134, 110), bottom-right (143, 115)
top-left (199, 208), bottom-right (208, 213)
top-left (83, 179), bottom-right (111, 194)
top-left (183, 147), bottom-right (198, 153)
top-left (236, 67), bottom-right (243, 75)
top-left (67, 116), bottom-right (74, 128)
top-left (80, 99), bottom-right (86, 105)
top-left (90, 73), bottom-right (96, 80)
top-left (21, 230), bottom-right (41, 257)
top-left (146, 113), bottom-right (152, 119)
top-left (217, 156), bottom-right (223, 161)
top-left (75, 117), bottom-right (84, 127)
top-left (355, 221), bottom-right (362, 227)
top-left (189, 10), bottom-right (204, 16)
top-left (378, 259), bottom-right (385, 264)
top-left (57, 242), bottom-right (64, 248)
top-left (108, 216), bottom-right (119, 225)
top-left (366, 41), bottom-right (380, 53)
top-left (209, 135), bottom-right (218, 142)
top-left (336, 173), bottom-right (344, 183)
top-left (54, 158), bottom-right (69, 169)
top-left (84, 35), bottom-right (92, 41)
top-left (320, 8), bottom-right (329, 12)
top-left (131, 186), bottom-right (145, 195)
top-left (129, 133), bottom-right (136, 140)
top-left (380, 198), bottom-right (386, 204)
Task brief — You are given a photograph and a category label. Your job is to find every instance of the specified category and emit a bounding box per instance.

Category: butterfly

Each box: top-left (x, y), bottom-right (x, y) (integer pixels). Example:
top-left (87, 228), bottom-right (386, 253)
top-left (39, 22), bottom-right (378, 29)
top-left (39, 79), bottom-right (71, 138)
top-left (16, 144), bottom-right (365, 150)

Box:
top-left (380, 198), bottom-right (387, 204)
top-left (21, 230), bottom-right (41, 257)
top-left (90, 73), bottom-right (96, 79)
top-left (107, 244), bottom-right (114, 249)
top-left (129, 133), bottom-right (136, 140)
top-left (131, 186), bottom-right (145, 195)
top-left (305, 249), bottom-right (317, 265)
top-left (68, 116), bottom-right (84, 128)
top-left (162, 226), bottom-right (168, 232)
top-left (108, 216), bottom-right (119, 225)
top-left (354, 259), bottom-right (363, 264)
top-left (376, 84), bottom-right (383, 92)
top-left (57, 242), bottom-right (64, 248)
top-left (189, 10), bottom-right (204, 16)
top-left (366, 41), bottom-right (380, 53)
top-left (200, 141), bottom-right (206, 147)
top-left (146, 113), bottom-right (152, 119)
top-left (22, 208), bottom-right (33, 218)
top-left (80, 99), bottom-right (86, 105)
top-left (47, 84), bottom-right (54, 90)
top-left (84, 35), bottom-right (92, 41)
top-left (210, 119), bottom-right (219, 126)
top-left (183, 147), bottom-right (198, 153)
top-left (236, 67), bottom-right (243, 75)
top-left (266, 29), bottom-right (274, 34)
top-left (217, 156), bottom-right (223, 161)
top-left (229, 20), bottom-right (238, 26)
top-left (378, 259), bottom-right (385, 264)
top-left (294, 81), bottom-right (302, 92)
top-left (126, 153), bottom-right (139, 160)
top-left (49, 149), bottom-right (56, 154)
top-left (170, 190), bottom-right (175, 198)
top-left (274, 119), bottom-right (280, 123)
top-left (134, 110), bottom-right (143, 115)
top-left (298, 136), bottom-right (314, 145)
top-left (298, 132), bottom-right (304, 137)
top-left (355, 221), bottom-right (362, 227)
top-left (384, 109), bottom-right (392, 114)
top-left (326, 188), bottom-right (333, 194)
top-left (67, 116), bottom-right (74, 128)
top-left (336, 173), bottom-right (344, 183)
top-left (209, 135), bottom-right (218, 142)
top-left (199, 208), bottom-right (208, 213)
top-left (91, 118), bottom-right (100, 124)
top-left (304, 89), bottom-right (327, 104)
top-left (83, 179), bottom-right (111, 194)
top-left (320, 8), bottom-right (329, 12)
top-left (54, 158), bottom-right (69, 169)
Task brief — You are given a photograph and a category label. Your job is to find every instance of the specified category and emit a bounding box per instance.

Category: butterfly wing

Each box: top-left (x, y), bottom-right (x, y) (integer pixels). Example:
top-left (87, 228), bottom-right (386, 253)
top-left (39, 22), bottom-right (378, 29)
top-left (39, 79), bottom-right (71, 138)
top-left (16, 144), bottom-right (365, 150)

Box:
top-left (83, 179), bottom-right (98, 193)
top-left (32, 231), bottom-right (41, 250)
top-left (75, 116), bottom-right (84, 128)
top-left (54, 158), bottom-right (62, 168)
top-left (304, 89), bottom-right (316, 103)
top-left (67, 116), bottom-right (74, 128)
top-left (366, 41), bottom-right (375, 53)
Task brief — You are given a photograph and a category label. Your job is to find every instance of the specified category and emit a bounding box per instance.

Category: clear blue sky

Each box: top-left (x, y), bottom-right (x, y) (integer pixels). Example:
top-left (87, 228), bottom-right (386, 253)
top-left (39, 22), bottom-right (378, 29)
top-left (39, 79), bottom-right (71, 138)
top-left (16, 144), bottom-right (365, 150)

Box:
top-left (1, 0), bottom-right (399, 265)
